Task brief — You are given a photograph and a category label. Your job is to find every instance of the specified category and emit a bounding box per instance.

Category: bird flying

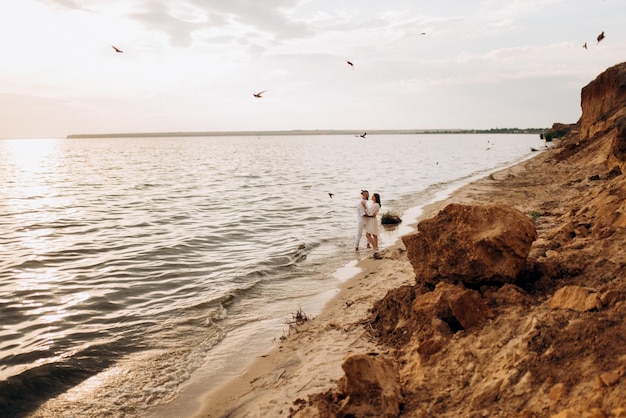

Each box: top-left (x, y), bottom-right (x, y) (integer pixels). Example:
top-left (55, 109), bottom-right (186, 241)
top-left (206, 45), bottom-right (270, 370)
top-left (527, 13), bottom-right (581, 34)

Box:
top-left (328, 193), bottom-right (334, 199)
top-left (359, 132), bottom-right (367, 138)
top-left (112, 45), bottom-right (123, 53)
top-left (253, 90), bottom-right (267, 98)
top-left (583, 42), bottom-right (587, 49)
top-left (597, 31), bottom-right (605, 43)
top-left (346, 60), bottom-right (354, 68)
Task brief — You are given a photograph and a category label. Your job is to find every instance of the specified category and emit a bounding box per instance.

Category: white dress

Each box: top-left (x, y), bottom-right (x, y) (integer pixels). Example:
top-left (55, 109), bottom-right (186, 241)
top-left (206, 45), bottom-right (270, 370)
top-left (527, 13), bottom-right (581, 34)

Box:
top-left (365, 203), bottom-right (380, 235)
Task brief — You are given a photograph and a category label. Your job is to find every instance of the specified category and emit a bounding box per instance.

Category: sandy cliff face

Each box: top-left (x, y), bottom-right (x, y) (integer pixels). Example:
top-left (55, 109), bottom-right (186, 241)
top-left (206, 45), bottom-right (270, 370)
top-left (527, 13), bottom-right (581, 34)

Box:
top-left (292, 61), bottom-right (626, 417)
top-left (580, 61), bottom-right (626, 175)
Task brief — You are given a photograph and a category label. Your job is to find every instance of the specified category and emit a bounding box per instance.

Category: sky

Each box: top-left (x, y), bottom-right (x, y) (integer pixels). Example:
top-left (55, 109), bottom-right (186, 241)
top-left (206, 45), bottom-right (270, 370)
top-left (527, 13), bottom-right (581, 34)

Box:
top-left (1, 0), bottom-right (625, 139)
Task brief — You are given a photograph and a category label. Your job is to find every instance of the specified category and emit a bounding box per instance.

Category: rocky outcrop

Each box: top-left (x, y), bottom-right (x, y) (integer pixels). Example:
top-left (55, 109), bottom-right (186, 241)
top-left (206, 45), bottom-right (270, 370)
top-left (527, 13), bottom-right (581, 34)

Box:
top-left (580, 62), bottom-right (626, 140)
top-left (580, 61), bottom-right (626, 174)
top-left (402, 203), bottom-right (537, 288)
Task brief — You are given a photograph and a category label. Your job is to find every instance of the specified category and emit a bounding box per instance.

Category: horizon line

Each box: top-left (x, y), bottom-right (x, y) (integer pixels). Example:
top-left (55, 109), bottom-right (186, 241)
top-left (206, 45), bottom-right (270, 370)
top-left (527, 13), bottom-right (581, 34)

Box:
top-left (66, 127), bottom-right (548, 139)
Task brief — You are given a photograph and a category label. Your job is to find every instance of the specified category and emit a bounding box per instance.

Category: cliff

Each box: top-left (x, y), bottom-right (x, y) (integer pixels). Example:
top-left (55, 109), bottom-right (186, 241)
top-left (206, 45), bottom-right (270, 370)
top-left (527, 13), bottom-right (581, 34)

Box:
top-left (580, 61), bottom-right (626, 175)
top-left (290, 62), bottom-right (626, 417)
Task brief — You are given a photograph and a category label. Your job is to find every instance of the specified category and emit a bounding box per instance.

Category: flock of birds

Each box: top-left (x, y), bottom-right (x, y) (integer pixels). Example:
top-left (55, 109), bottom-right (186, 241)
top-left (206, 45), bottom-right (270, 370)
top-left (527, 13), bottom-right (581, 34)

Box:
top-left (583, 31), bottom-right (605, 49)
top-left (111, 28), bottom-right (605, 104)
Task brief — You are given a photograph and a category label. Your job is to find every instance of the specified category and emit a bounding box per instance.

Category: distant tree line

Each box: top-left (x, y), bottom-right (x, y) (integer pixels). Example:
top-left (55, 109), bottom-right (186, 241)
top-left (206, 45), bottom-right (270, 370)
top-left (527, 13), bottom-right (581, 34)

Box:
top-left (460, 128), bottom-right (547, 134)
top-left (540, 123), bottom-right (574, 142)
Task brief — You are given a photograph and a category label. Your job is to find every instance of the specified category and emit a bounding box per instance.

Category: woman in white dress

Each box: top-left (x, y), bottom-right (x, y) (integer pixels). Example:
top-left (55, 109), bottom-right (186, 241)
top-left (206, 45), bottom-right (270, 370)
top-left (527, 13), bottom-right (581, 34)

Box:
top-left (365, 193), bottom-right (381, 251)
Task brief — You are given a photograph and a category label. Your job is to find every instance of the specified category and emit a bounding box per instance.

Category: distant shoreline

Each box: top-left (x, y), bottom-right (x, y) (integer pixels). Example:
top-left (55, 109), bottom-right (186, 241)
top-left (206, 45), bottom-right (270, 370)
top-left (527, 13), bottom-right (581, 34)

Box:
top-left (66, 128), bottom-right (546, 139)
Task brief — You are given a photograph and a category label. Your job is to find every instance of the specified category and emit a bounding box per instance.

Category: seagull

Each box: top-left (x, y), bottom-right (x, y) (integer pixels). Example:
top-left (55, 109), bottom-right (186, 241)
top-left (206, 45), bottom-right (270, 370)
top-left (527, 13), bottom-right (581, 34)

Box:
top-left (328, 193), bottom-right (334, 199)
top-left (359, 132), bottom-right (367, 138)
top-left (597, 31), bottom-right (605, 43)
top-left (253, 90), bottom-right (267, 98)
top-left (112, 45), bottom-right (123, 53)
top-left (346, 60), bottom-right (354, 68)
top-left (583, 42), bottom-right (587, 49)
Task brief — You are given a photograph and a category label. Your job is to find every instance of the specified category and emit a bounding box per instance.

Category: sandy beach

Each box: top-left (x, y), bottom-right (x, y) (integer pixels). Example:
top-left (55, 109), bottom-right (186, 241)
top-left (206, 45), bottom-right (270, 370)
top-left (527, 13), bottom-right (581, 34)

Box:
top-left (192, 62), bottom-right (626, 418)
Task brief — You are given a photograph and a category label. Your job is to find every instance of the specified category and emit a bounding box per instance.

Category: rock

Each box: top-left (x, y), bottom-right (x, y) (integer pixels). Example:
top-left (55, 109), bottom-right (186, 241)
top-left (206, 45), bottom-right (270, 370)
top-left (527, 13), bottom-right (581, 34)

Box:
top-left (470, 378), bottom-right (502, 409)
top-left (484, 283), bottom-right (534, 307)
top-left (414, 283), bottom-right (494, 332)
top-left (512, 371), bottom-right (533, 397)
top-left (600, 290), bottom-right (622, 307)
top-left (402, 204), bottom-right (537, 287)
top-left (447, 286), bottom-right (495, 330)
top-left (546, 221), bottom-right (577, 247)
top-left (599, 370), bottom-right (621, 387)
top-left (381, 212), bottom-right (402, 225)
top-left (548, 382), bottom-right (567, 402)
top-left (550, 286), bottom-right (602, 312)
top-left (337, 354), bottom-right (402, 418)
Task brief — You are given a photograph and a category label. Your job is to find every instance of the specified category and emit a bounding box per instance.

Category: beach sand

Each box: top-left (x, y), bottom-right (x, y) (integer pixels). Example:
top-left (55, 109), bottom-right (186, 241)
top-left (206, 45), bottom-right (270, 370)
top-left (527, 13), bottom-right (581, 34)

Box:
top-left (192, 119), bottom-right (626, 417)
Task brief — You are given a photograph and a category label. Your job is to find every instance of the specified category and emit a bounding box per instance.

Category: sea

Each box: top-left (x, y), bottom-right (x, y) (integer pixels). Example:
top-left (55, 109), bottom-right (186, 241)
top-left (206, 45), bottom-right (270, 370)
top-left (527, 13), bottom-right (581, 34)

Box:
top-left (0, 133), bottom-right (546, 417)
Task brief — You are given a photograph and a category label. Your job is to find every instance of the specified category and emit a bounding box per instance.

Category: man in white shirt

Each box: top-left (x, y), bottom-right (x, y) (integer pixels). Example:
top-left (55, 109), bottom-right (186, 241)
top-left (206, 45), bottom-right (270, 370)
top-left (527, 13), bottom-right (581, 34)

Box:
top-left (354, 190), bottom-right (369, 251)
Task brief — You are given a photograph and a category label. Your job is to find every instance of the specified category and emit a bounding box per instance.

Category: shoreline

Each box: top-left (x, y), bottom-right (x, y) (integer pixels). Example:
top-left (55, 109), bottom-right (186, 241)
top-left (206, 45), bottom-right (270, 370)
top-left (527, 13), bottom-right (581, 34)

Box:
top-left (185, 149), bottom-right (550, 418)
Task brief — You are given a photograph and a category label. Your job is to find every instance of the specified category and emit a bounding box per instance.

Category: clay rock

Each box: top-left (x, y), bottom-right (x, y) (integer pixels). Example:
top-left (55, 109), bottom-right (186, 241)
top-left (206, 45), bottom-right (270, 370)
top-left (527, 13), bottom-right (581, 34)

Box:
top-left (413, 282), bottom-right (494, 335)
top-left (337, 354), bottom-right (402, 418)
top-left (470, 378), bottom-right (503, 409)
top-left (550, 286), bottom-right (603, 312)
top-left (403, 204), bottom-right (537, 287)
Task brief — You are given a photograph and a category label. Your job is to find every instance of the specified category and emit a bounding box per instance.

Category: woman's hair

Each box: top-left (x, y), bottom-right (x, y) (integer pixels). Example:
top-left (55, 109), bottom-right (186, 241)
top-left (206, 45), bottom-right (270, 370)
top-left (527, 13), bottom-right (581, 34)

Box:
top-left (373, 193), bottom-right (381, 207)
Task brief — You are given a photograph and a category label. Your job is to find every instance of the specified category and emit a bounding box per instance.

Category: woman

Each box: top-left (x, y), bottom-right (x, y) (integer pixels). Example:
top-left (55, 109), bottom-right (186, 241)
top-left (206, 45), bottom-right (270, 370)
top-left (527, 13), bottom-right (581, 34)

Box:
top-left (364, 193), bottom-right (381, 251)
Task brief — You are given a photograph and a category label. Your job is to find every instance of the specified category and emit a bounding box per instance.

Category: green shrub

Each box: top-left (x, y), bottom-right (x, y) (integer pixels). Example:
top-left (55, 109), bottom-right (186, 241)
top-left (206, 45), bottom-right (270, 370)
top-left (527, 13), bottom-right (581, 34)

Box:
top-left (530, 211), bottom-right (541, 224)
top-left (381, 210), bottom-right (402, 224)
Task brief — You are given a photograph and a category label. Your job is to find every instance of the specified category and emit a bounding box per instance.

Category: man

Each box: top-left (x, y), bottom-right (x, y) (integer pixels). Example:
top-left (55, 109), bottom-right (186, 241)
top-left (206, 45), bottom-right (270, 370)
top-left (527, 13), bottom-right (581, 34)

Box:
top-left (355, 190), bottom-right (370, 251)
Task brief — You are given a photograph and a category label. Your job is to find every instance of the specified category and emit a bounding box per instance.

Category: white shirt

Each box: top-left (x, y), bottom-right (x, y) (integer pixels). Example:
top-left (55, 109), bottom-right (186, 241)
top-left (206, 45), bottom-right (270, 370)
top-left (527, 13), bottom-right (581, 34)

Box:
top-left (356, 198), bottom-right (369, 221)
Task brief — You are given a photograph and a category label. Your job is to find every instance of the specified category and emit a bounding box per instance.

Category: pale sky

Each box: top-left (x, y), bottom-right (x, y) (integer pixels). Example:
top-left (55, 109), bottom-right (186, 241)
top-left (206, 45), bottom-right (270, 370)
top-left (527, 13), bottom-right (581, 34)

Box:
top-left (1, 0), bottom-right (625, 139)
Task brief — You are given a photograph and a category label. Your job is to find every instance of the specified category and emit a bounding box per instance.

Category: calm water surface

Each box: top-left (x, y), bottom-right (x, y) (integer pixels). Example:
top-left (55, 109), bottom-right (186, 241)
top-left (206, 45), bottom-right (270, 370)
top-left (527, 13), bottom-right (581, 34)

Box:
top-left (0, 134), bottom-right (546, 417)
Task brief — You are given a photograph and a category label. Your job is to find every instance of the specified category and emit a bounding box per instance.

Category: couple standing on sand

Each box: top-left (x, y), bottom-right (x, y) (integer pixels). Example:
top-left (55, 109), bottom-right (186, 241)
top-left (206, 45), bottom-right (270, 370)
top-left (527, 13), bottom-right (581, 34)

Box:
top-left (355, 189), bottom-right (382, 251)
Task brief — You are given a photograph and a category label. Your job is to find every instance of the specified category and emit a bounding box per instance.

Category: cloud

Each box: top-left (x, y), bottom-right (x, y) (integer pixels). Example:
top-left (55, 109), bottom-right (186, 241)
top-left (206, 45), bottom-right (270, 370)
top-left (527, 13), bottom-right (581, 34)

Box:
top-left (130, 2), bottom-right (203, 48)
top-left (39, 0), bottom-right (84, 10)
top-left (188, 0), bottom-right (312, 39)
top-left (126, 0), bottom-right (313, 48)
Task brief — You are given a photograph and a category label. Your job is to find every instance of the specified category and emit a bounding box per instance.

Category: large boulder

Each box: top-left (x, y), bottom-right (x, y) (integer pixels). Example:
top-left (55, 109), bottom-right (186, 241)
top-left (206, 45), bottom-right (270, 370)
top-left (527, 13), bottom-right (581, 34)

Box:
top-left (402, 204), bottom-right (537, 287)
